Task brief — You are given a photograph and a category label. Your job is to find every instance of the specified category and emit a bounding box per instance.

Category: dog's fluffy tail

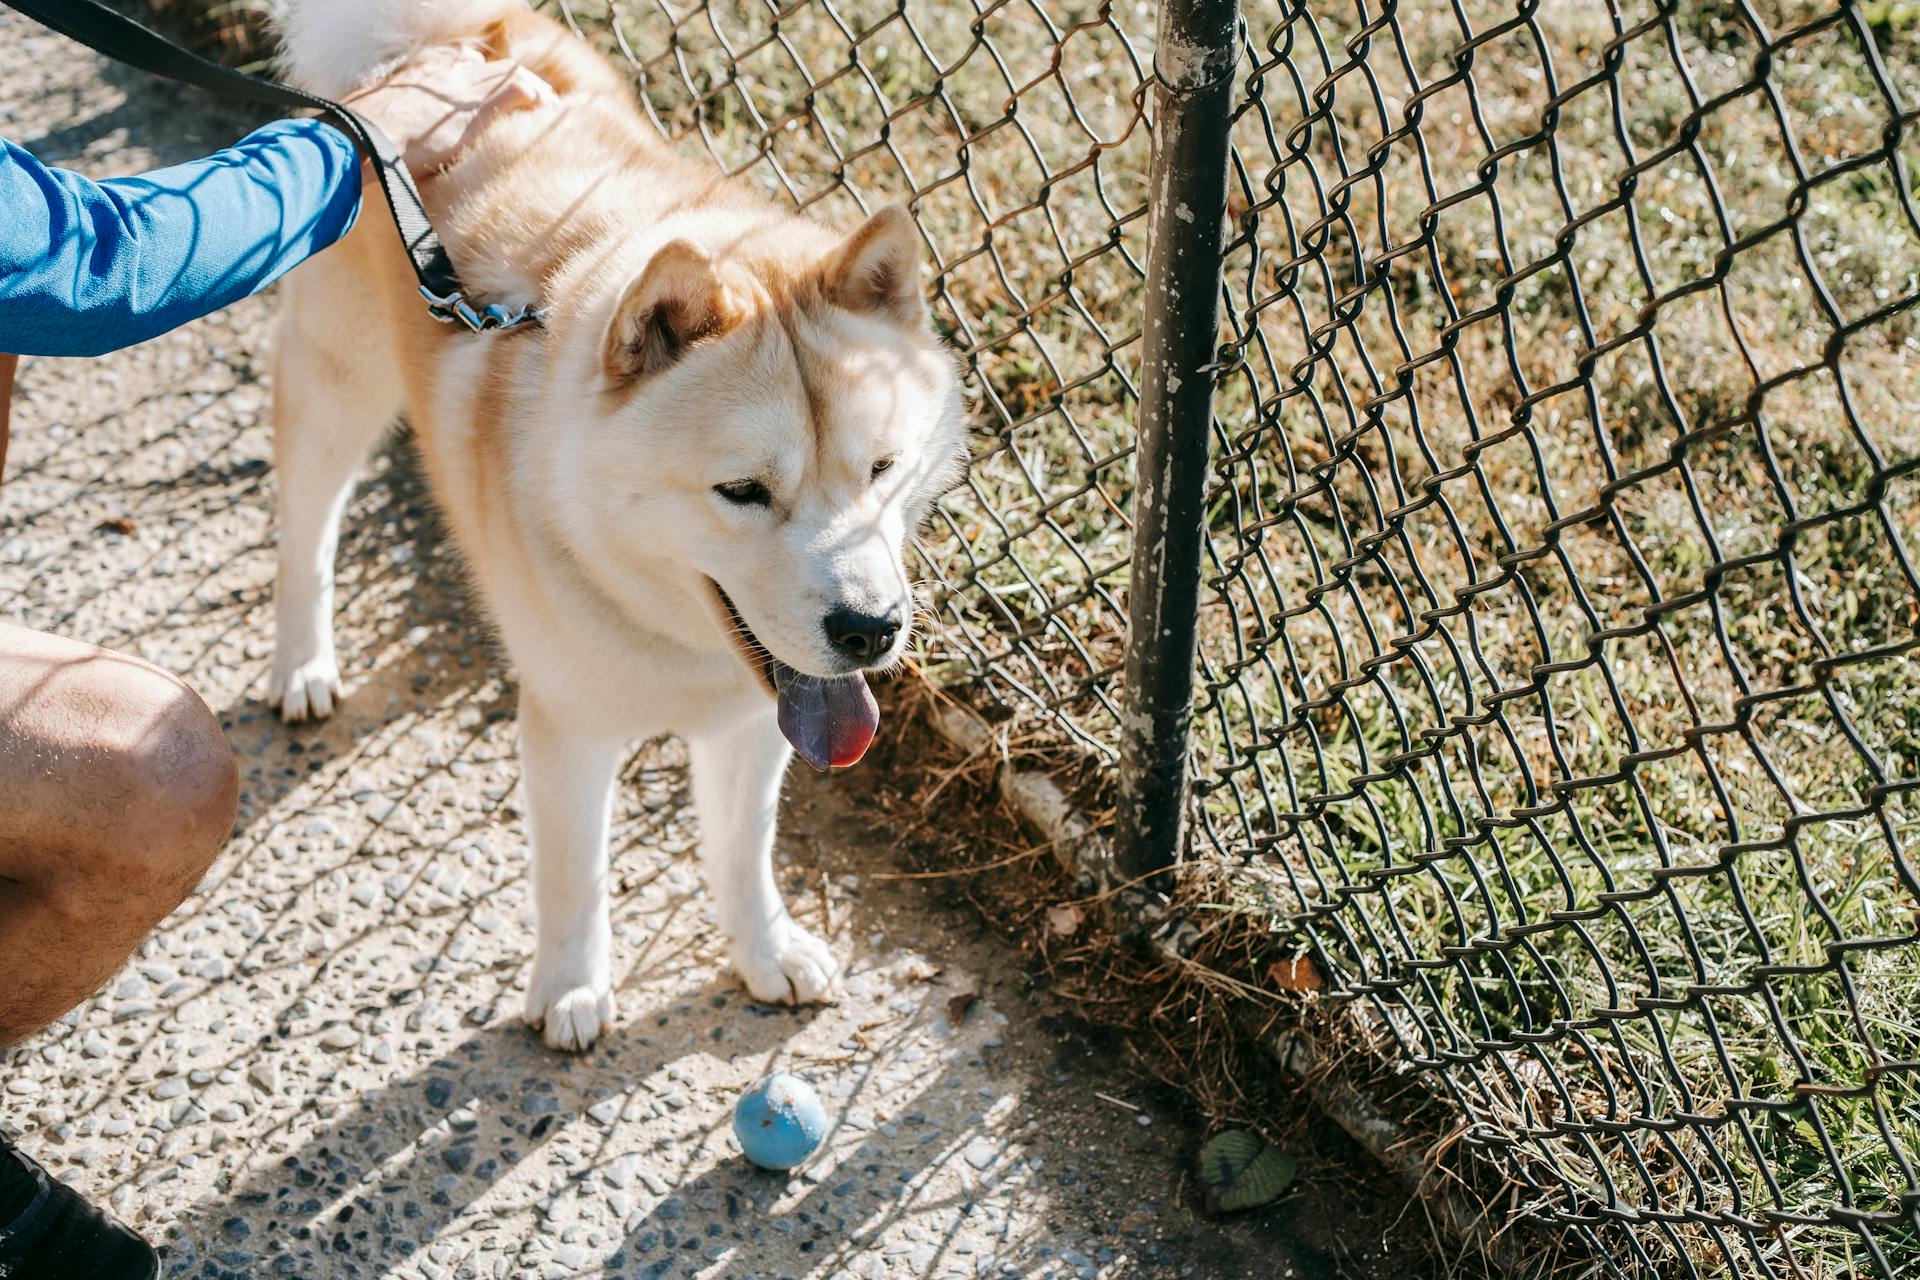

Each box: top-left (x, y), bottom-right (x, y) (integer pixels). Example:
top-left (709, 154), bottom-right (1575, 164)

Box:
top-left (277, 0), bottom-right (524, 98)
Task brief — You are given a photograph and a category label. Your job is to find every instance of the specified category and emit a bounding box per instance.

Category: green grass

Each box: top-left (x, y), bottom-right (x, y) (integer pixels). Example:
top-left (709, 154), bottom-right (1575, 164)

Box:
top-left (163, 1), bottom-right (1920, 1273)
top-left (1190, 4), bottom-right (1920, 1276)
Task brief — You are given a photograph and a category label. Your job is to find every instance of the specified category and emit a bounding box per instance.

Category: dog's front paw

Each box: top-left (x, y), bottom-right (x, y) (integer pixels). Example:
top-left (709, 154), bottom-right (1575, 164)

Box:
top-left (525, 974), bottom-right (617, 1052)
top-left (732, 917), bottom-right (839, 1006)
top-left (272, 651), bottom-right (342, 723)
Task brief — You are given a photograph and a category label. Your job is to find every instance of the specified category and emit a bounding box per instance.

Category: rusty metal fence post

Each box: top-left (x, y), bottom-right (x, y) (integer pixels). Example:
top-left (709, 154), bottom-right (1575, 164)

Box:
top-left (1112, 0), bottom-right (1241, 891)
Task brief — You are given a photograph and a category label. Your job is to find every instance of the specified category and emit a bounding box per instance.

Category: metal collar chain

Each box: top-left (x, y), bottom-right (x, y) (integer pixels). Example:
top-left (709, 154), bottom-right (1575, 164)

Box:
top-left (419, 287), bottom-right (547, 334)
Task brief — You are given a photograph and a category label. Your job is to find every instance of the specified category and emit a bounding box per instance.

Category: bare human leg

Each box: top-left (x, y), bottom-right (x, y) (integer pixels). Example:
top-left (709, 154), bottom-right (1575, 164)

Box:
top-left (0, 622), bottom-right (237, 1047)
top-left (0, 621), bottom-right (236, 1278)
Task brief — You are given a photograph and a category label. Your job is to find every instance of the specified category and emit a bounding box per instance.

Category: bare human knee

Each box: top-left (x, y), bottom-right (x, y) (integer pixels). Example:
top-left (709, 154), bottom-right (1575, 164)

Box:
top-left (2, 634), bottom-right (239, 929)
top-left (111, 670), bottom-right (240, 913)
top-left (0, 629), bottom-right (238, 1044)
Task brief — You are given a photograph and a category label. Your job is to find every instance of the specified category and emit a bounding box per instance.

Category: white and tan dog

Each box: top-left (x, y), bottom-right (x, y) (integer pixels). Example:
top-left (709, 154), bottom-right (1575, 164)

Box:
top-left (271, 0), bottom-right (965, 1049)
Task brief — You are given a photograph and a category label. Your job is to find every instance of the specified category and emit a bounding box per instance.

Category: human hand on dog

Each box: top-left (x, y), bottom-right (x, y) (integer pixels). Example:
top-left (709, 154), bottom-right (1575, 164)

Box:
top-left (342, 46), bottom-right (555, 176)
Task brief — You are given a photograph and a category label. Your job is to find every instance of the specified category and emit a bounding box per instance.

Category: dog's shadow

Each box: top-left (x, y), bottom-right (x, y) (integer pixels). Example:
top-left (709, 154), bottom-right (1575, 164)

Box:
top-left (152, 982), bottom-right (809, 1278)
top-left (151, 965), bottom-right (1014, 1279)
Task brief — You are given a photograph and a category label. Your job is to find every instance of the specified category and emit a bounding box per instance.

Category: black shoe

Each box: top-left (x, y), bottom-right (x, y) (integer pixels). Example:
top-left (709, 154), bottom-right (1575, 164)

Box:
top-left (0, 1130), bottom-right (158, 1280)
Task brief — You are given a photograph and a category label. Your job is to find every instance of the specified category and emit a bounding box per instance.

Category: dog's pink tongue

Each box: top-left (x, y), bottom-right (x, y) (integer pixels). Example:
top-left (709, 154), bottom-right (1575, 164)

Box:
top-left (772, 668), bottom-right (879, 771)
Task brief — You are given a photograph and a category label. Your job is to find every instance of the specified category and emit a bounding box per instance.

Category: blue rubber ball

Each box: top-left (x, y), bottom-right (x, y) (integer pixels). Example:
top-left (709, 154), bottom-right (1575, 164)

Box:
top-left (732, 1072), bottom-right (828, 1170)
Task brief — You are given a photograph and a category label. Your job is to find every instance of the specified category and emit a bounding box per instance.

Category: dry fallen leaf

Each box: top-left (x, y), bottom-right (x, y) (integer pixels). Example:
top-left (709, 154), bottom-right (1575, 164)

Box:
top-left (1268, 957), bottom-right (1324, 993)
top-left (1045, 904), bottom-right (1083, 936)
top-left (946, 990), bottom-right (978, 1025)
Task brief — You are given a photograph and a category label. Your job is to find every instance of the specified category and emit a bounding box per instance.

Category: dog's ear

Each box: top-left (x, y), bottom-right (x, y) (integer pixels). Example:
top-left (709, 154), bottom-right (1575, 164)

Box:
top-left (824, 205), bottom-right (923, 322)
top-left (602, 240), bottom-right (736, 384)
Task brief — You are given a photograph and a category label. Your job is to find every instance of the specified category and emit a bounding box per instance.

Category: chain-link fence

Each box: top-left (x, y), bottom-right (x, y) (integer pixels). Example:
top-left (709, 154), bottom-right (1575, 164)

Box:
top-left (1198, 5), bottom-right (1920, 1274)
top-left (564, 2), bottom-right (1920, 1275)
top-left (1191, 5), bottom-right (1920, 1276)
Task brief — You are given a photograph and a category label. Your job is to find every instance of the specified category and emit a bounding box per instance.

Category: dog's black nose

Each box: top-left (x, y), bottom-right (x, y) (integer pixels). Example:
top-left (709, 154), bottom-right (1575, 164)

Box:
top-left (824, 605), bottom-right (902, 663)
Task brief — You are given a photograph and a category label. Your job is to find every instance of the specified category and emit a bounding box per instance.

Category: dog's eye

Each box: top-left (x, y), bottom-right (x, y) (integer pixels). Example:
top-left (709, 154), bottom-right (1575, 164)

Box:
top-left (870, 458), bottom-right (895, 481)
top-left (714, 479), bottom-right (771, 507)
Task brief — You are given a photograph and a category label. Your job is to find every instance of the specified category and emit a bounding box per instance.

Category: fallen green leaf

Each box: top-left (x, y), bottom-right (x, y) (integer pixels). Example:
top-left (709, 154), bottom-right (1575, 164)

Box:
top-left (1198, 1129), bottom-right (1296, 1213)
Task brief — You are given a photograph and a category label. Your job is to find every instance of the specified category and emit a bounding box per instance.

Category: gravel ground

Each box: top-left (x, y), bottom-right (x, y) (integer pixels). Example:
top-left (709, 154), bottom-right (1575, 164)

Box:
top-left (0, 15), bottom-right (1350, 1280)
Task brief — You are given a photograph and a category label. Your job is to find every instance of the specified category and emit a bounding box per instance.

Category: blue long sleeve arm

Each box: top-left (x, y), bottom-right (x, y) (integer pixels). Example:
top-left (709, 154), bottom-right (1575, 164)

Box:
top-left (0, 118), bottom-right (362, 357)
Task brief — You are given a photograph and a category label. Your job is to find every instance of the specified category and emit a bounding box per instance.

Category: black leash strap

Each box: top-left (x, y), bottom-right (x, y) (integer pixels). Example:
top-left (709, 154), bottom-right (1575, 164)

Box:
top-left (1, 0), bottom-right (540, 332)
